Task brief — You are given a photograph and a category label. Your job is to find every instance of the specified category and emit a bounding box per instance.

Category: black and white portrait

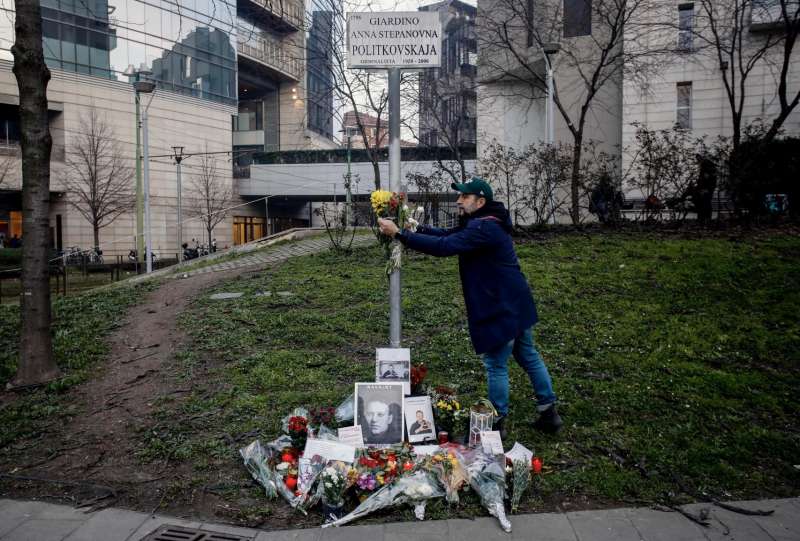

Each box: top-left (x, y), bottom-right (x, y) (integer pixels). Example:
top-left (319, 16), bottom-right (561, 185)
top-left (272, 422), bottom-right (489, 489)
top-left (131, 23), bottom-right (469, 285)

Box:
top-left (355, 383), bottom-right (404, 447)
top-left (375, 348), bottom-right (411, 395)
top-left (404, 395), bottom-right (436, 443)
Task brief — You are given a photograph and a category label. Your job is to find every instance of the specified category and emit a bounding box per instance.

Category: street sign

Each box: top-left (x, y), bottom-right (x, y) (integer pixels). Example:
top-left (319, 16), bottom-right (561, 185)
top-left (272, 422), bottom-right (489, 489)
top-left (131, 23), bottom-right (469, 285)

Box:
top-left (346, 12), bottom-right (442, 69)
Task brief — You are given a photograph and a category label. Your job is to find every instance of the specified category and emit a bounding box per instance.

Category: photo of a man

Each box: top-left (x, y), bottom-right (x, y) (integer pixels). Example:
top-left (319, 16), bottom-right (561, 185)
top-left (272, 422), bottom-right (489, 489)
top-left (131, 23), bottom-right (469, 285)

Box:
top-left (409, 410), bottom-right (432, 435)
top-left (355, 383), bottom-right (404, 446)
top-left (404, 396), bottom-right (437, 443)
top-left (375, 349), bottom-right (411, 395)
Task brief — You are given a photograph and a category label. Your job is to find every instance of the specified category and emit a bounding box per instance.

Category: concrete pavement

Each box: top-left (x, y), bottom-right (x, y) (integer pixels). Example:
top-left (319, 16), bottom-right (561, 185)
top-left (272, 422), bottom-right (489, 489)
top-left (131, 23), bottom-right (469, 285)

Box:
top-left (1, 497), bottom-right (798, 540)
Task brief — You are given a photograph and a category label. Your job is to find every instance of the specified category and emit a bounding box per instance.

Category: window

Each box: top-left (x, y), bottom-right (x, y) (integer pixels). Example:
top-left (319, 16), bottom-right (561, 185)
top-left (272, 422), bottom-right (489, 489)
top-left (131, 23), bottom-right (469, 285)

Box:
top-left (564, 0), bottom-right (591, 37)
top-left (677, 3), bottom-right (694, 51)
top-left (676, 82), bottom-right (692, 129)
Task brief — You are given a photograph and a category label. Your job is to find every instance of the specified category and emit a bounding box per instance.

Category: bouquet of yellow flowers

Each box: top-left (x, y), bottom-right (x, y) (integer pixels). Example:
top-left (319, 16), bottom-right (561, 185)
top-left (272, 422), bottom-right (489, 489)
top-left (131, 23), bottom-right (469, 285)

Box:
top-left (370, 190), bottom-right (423, 274)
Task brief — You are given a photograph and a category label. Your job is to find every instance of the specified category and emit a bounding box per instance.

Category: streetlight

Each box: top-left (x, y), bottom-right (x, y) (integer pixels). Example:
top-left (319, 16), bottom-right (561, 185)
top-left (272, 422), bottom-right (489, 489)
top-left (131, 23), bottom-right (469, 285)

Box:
top-left (338, 126), bottom-right (355, 226)
top-left (125, 64), bottom-right (156, 273)
top-left (172, 146), bottom-right (185, 261)
top-left (541, 42), bottom-right (560, 224)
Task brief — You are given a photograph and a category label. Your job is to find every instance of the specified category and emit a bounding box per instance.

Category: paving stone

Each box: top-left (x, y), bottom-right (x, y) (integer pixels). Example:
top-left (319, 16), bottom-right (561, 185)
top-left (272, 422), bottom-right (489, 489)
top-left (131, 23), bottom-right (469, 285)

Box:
top-left (320, 524), bottom-right (384, 541)
top-left (681, 503), bottom-right (772, 541)
top-left (255, 291), bottom-right (272, 297)
top-left (567, 508), bottom-right (640, 541)
top-left (33, 503), bottom-right (90, 522)
top-left (448, 517), bottom-right (512, 541)
top-left (2, 518), bottom-right (85, 541)
top-left (63, 508), bottom-right (148, 541)
top-left (276, 291), bottom-right (294, 297)
top-left (210, 292), bottom-right (244, 300)
top-left (128, 516), bottom-right (202, 540)
top-left (0, 500), bottom-right (51, 537)
top-left (729, 498), bottom-right (800, 541)
top-left (625, 507), bottom-right (706, 541)
top-left (511, 512), bottom-right (577, 540)
top-left (384, 518), bottom-right (448, 541)
top-left (255, 528), bottom-right (322, 541)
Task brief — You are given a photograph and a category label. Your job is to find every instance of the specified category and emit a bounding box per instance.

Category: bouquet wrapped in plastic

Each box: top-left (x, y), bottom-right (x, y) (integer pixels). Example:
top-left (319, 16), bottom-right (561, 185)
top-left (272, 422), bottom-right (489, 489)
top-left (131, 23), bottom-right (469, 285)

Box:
top-left (239, 440), bottom-right (278, 499)
top-left (423, 449), bottom-right (469, 504)
top-left (322, 470), bottom-right (444, 528)
top-left (510, 459), bottom-right (531, 513)
top-left (464, 449), bottom-right (512, 532)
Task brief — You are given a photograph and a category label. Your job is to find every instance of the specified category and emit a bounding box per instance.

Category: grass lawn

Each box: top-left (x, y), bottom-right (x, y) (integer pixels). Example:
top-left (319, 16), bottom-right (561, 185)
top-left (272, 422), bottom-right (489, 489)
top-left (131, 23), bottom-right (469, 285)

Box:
top-left (137, 231), bottom-right (800, 523)
top-left (0, 280), bottom-right (157, 446)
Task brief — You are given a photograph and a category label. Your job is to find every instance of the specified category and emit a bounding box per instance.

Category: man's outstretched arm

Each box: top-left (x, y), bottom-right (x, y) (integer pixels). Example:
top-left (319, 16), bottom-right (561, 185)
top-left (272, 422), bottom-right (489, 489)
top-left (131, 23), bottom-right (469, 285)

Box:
top-left (378, 218), bottom-right (491, 257)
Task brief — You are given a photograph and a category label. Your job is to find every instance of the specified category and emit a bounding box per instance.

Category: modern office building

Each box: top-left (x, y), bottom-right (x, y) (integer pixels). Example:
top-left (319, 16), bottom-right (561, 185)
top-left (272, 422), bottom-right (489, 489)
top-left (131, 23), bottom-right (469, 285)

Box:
top-left (418, 0), bottom-right (477, 148)
top-left (0, 0), bottom-right (337, 255)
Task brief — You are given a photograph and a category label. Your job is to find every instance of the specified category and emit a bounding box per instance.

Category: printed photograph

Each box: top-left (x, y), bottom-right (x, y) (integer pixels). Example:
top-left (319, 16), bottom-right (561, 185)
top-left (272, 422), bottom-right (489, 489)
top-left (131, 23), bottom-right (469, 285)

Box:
top-left (355, 383), bottom-right (404, 447)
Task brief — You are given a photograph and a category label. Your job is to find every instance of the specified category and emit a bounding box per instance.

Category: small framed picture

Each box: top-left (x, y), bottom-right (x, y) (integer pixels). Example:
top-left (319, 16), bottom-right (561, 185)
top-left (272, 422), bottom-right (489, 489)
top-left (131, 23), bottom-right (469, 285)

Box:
top-left (355, 382), bottom-right (405, 447)
top-left (376, 348), bottom-right (411, 395)
top-left (404, 395), bottom-right (436, 444)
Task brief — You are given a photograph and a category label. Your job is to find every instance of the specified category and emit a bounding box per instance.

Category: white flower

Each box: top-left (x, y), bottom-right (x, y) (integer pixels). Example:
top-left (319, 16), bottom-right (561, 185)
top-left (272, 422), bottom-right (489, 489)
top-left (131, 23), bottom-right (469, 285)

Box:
top-left (276, 462), bottom-right (289, 471)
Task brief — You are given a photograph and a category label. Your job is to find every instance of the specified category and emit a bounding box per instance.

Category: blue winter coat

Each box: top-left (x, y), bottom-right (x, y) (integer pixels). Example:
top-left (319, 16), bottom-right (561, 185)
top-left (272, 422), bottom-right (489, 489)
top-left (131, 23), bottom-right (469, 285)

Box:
top-left (397, 202), bottom-right (538, 354)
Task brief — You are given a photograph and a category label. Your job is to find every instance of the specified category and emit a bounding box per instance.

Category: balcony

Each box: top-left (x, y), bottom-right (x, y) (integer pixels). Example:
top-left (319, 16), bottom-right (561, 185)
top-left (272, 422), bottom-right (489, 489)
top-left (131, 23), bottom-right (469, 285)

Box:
top-left (238, 0), bottom-right (303, 33)
top-left (237, 28), bottom-right (303, 81)
top-left (750, 0), bottom-right (792, 32)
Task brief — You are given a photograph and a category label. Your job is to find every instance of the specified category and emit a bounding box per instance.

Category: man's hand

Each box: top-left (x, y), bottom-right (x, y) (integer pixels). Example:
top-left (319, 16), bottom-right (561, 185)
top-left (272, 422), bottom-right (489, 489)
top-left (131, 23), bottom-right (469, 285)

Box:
top-left (378, 218), bottom-right (400, 238)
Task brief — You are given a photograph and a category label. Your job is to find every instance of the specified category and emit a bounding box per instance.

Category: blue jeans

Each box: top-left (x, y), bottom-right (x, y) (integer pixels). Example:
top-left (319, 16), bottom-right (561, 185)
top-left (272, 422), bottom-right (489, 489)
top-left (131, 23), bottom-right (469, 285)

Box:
top-left (482, 327), bottom-right (557, 417)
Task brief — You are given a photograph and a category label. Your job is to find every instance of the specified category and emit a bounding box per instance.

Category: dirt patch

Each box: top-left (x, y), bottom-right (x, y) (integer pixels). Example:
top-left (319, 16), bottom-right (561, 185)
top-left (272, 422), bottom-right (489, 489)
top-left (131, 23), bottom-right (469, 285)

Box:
top-left (0, 269), bottom-right (250, 520)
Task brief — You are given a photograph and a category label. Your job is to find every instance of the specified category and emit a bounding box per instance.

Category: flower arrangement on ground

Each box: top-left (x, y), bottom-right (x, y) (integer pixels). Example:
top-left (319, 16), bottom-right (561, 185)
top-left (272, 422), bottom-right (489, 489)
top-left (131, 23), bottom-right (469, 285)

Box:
top-left (430, 386), bottom-right (467, 438)
top-left (510, 459), bottom-right (531, 513)
top-left (422, 449), bottom-right (469, 504)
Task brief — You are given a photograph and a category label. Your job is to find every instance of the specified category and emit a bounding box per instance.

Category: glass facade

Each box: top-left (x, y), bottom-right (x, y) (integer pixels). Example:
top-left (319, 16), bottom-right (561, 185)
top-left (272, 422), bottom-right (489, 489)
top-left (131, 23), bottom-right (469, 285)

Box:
top-left (0, 0), bottom-right (238, 105)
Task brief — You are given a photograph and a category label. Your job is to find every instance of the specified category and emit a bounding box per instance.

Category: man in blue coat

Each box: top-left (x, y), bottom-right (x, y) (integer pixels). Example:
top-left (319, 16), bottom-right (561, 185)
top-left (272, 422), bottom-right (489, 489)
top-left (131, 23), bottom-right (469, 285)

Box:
top-left (378, 178), bottom-right (562, 436)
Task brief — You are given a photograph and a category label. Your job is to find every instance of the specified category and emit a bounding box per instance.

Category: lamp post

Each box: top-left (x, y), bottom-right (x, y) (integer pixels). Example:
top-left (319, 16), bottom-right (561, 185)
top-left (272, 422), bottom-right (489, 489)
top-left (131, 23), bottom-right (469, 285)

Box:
top-left (125, 64), bottom-right (156, 272)
top-left (339, 126), bottom-right (354, 226)
top-left (172, 146), bottom-right (185, 261)
top-left (542, 43), bottom-right (560, 225)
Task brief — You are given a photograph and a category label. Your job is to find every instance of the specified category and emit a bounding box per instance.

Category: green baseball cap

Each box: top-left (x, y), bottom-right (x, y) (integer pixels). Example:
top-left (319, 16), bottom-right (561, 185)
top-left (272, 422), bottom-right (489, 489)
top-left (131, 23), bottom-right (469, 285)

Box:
top-left (451, 177), bottom-right (493, 201)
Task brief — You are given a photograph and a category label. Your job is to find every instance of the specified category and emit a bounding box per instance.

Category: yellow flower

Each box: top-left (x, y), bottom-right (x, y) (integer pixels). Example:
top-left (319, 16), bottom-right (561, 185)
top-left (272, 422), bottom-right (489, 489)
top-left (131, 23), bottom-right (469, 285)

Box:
top-left (371, 190), bottom-right (393, 216)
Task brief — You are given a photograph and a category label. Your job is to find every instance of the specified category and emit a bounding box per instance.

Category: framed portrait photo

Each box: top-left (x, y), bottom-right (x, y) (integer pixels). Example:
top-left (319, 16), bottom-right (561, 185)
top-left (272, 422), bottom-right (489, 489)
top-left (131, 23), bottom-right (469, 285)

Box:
top-left (355, 382), bottom-right (405, 447)
top-left (404, 395), bottom-right (436, 444)
top-left (375, 348), bottom-right (411, 395)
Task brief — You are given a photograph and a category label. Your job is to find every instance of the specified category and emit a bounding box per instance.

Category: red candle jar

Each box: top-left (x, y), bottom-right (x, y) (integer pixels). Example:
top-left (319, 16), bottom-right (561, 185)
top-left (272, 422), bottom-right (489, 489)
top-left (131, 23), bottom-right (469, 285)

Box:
top-left (532, 457), bottom-right (543, 474)
top-left (437, 431), bottom-right (449, 444)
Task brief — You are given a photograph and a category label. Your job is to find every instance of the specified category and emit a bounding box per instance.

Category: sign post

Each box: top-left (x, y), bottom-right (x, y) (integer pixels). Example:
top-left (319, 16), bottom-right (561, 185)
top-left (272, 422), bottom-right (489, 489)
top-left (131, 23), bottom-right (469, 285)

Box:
top-left (347, 12), bottom-right (441, 348)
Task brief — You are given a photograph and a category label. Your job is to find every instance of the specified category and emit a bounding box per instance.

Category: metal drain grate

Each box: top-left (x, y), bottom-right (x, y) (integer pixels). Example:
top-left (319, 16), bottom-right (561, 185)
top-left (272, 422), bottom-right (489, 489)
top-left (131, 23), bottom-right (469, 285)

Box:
top-left (142, 524), bottom-right (254, 541)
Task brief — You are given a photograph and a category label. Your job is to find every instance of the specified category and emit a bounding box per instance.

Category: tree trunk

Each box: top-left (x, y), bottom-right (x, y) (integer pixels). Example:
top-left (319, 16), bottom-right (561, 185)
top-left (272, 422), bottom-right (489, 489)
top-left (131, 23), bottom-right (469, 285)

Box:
top-left (570, 137), bottom-right (584, 225)
top-left (93, 224), bottom-right (100, 250)
top-left (207, 228), bottom-right (213, 250)
top-left (372, 160), bottom-right (381, 190)
top-left (10, 0), bottom-right (60, 387)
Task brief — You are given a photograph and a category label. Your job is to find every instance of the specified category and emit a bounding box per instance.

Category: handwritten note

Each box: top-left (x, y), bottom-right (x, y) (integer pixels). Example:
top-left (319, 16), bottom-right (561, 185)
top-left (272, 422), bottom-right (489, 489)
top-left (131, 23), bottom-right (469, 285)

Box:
top-left (303, 439), bottom-right (356, 464)
top-left (505, 442), bottom-right (533, 464)
top-left (480, 430), bottom-right (504, 455)
top-left (338, 425), bottom-right (365, 448)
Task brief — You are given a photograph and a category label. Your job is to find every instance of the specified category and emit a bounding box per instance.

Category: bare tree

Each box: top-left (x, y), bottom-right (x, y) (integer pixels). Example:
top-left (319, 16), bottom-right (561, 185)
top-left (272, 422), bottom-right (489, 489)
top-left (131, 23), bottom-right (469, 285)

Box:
top-left (683, 0), bottom-right (800, 149)
top-left (480, 140), bottom-right (526, 225)
top-left (9, 0), bottom-right (61, 387)
top-left (188, 153), bottom-right (232, 249)
top-left (64, 108), bottom-right (134, 250)
top-left (520, 142), bottom-right (573, 225)
top-left (478, 0), bottom-right (664, 224)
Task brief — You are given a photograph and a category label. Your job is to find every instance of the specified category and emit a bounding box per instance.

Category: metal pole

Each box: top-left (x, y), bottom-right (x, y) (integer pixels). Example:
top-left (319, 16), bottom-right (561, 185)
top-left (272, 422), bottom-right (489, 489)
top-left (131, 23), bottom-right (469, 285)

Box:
top-left (176, 160), bottom-right (182, 261)
top-left (142, 105), bottom-right (153, 273)
top-left (345, 133), bottom-right (352, 226)
top-left (388, 67), bottom-right (401, 347)
top-left (265, 196), bottom-right (270, 236)
top-left (135, 93), bottom-right (144, 266)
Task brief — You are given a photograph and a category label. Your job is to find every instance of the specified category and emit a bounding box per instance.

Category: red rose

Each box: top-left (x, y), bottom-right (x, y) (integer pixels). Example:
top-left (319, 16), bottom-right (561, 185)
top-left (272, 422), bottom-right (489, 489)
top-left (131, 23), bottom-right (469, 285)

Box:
top-left (285, 476), bottom-right (297, 489)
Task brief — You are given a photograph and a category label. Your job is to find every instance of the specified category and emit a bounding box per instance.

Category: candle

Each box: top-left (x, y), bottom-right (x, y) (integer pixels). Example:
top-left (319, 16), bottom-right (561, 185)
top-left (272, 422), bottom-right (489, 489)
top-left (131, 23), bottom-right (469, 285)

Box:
top-left (437, 431), bottom-right (449, 444)
top-left (532, 456), bottom-right (543, 474)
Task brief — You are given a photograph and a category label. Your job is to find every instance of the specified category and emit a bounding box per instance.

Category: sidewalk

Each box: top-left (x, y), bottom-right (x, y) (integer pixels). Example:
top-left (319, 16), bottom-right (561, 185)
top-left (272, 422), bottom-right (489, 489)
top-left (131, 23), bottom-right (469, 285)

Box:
top-left (1, 497), bottom-right (797, 541)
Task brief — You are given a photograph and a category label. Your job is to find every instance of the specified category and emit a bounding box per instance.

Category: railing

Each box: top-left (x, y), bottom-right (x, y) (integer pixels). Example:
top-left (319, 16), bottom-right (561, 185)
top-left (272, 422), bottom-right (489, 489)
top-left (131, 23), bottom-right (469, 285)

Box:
top-left (237, 28), bottom-right (303, 80)
top-left (244, 0), bottom-right (303, 30)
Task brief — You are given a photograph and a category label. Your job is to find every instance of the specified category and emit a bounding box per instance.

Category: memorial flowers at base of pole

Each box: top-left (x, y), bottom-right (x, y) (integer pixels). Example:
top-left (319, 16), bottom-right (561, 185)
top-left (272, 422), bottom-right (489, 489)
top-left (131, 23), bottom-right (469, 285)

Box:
top-left (430, 386), bottom-right (467, 439)
top-left (287, 415), bottom-right (309, 451)
top-left (423, 449), bottom-right (469, 504)
top-left (510, 459), bottom-right (531, 513)
top-left (410, 363), bottom-right (428, 396)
